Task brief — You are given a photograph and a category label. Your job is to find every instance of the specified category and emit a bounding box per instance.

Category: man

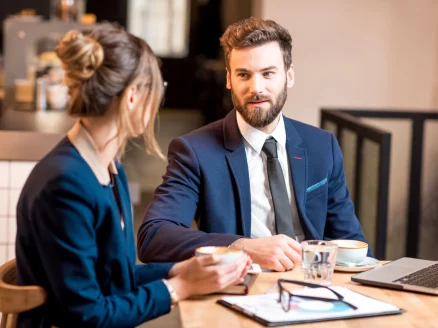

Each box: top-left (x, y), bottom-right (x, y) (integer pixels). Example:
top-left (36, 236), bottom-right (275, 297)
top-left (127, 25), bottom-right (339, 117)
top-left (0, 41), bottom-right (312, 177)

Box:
top-left (137, 17), bottom-right (370, 272)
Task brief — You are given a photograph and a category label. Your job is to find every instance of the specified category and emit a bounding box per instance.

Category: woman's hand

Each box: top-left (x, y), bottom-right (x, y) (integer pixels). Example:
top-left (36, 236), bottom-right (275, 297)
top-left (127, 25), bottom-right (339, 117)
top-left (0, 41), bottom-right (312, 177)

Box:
top-left (168, 259), bottom-right (191, 278)
top-left (167, 254), bottom-right (252, 301)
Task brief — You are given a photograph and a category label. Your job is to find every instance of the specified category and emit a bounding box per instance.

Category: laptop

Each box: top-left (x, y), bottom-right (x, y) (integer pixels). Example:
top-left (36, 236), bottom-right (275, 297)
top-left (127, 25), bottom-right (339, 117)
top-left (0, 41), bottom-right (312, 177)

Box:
top-left (351, 257), bottom-right (438, 295)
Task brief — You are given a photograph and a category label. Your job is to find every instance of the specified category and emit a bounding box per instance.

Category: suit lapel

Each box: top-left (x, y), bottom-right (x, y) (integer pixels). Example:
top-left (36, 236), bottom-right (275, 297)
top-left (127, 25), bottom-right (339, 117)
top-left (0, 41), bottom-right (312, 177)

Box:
top-left (223, 110), bottom-right (251, 237)
top-left (284, 117), bottom-right (317, 238)
top-left (285, 141), bottom-right (307, 219)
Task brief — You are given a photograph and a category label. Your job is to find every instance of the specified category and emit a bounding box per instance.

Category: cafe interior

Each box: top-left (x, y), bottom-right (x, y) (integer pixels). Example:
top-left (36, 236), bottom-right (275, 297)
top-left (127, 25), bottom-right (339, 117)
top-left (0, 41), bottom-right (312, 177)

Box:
top-left (0, 0), bottom-right (437, 327)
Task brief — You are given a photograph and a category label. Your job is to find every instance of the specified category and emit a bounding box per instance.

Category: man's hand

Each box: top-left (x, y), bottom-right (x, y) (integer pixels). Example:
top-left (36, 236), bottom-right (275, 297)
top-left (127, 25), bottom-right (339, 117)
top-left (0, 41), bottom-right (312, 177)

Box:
top-left (230, 235), bottom-right (302, 271)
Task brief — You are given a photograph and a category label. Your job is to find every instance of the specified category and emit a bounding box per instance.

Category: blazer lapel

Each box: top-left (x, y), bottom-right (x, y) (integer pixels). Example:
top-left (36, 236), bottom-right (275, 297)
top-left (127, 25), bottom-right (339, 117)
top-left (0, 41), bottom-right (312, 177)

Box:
top-left (113, 175), bottom-right (137, 290)
top-left (114, 176), bottom-right (135, 254)
top-left (223, 110), bottom-right (251, 237)
top-left (285, 141), bottom-right (306, 218)
top-left (284, 117), bottom-right (318, 239)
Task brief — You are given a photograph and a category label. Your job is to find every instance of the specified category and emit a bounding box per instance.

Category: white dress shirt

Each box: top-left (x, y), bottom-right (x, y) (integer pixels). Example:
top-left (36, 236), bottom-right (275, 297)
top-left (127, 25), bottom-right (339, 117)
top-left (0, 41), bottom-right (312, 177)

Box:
top-left (236, 111), bottom-right (304, 241)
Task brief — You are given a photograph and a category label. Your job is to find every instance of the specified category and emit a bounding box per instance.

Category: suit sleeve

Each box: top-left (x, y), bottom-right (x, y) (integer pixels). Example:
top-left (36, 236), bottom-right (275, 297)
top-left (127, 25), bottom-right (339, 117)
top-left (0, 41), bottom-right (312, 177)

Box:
top-left (325, 134), bottom-right (373, 257)
top-left (30, 175), bottom-right (171, 328)
top-left (137, 136), bottom-right (241, 263)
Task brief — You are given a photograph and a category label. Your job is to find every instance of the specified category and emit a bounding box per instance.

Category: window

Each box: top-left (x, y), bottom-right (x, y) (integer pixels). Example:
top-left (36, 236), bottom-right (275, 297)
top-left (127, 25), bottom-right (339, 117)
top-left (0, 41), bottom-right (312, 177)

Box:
top-left (128, 0), bottom-right (190, 57)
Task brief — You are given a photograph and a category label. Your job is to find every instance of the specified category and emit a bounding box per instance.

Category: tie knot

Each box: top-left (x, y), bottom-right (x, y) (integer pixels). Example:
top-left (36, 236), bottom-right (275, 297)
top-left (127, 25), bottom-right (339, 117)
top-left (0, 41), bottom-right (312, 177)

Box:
top-left (262, 137), bottom-right (278, 159)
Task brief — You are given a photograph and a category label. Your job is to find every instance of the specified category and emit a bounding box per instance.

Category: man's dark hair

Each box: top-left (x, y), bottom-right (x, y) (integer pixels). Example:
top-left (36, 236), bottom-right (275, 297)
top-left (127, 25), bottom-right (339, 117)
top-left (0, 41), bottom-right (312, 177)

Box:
top-left (220, 17), bottom-right (292, 71)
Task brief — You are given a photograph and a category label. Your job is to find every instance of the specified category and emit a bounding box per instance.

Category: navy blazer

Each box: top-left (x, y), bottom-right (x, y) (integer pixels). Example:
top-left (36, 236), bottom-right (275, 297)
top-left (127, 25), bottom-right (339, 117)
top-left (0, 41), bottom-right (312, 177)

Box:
top-left (16, 138), bottom-right (173, 328)
top-left (138, 110), bottom-right (371, 262)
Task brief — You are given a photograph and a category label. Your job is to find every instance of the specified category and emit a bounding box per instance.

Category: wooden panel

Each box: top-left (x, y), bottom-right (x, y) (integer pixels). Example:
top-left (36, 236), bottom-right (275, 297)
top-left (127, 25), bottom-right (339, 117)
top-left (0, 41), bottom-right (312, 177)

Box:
top-left (0, 131), bottom-right (64, 161)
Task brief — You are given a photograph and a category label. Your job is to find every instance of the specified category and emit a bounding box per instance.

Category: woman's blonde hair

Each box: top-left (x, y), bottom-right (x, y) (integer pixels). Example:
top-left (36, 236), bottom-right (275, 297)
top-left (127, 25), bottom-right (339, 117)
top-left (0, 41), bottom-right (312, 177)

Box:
top-left (55, 24), bottom-right (164, 157)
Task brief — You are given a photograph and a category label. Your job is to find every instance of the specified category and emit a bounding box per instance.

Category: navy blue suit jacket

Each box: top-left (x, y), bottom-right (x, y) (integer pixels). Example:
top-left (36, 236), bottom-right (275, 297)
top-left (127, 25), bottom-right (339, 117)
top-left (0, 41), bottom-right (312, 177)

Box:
top-left (138, 110), bottom-right (370, 262)
top-left (16, 138), bottom-right (173, 328)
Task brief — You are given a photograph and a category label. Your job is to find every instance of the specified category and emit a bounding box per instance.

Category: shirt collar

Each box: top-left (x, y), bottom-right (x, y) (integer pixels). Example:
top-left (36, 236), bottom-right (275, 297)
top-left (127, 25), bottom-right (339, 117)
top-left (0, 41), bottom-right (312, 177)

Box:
top-left (236, 111), bottom-right (286, 154)
top-left (67, 120), bottom-right (118, 186)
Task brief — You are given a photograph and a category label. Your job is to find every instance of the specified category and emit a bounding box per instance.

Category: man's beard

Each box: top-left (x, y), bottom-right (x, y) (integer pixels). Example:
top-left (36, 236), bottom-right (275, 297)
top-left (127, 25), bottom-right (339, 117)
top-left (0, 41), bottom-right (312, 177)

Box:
top-left (231, 83), bottom-right (288, 128)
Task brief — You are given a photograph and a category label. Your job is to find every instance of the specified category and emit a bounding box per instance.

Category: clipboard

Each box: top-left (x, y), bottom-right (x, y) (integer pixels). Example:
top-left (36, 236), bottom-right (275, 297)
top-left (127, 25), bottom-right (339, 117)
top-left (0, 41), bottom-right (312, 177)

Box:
top-left (217, 286), bottom-right (404, 326)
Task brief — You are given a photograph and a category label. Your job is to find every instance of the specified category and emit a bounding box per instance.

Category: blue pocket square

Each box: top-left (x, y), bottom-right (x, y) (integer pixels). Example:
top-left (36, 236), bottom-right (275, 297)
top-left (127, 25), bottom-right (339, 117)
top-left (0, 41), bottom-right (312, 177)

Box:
top-left (306, 177), bottom-right (328, 193)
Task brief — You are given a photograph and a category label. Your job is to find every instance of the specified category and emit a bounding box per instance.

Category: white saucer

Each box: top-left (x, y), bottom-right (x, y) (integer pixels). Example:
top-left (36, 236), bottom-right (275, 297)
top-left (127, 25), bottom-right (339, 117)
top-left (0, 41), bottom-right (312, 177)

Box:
top-left (334, 257), bottom-right (380, 273)
top-left (247, 263), bottom-right (262, 274)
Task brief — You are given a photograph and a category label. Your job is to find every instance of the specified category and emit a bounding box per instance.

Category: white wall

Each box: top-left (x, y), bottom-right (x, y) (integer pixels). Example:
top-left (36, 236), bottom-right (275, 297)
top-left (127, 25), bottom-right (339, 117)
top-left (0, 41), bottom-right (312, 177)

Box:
top-left (0, 161), bottom-right (37, 266)
top-left (255, 0), bottom-right (438, 259)
top-left (255, 0), bottom-right (438, 125)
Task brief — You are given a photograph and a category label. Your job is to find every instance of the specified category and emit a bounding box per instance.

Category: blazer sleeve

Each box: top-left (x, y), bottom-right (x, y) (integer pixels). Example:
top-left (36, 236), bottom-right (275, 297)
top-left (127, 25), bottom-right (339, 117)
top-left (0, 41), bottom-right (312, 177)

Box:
top-left (29, 175), bottom-right (171, 328)
top-left (325, 134), bottom-right (373, 257)
top-left (135, 263), bottom-right (174, 285)
top-left (137, 136), bottom-right (241, 263)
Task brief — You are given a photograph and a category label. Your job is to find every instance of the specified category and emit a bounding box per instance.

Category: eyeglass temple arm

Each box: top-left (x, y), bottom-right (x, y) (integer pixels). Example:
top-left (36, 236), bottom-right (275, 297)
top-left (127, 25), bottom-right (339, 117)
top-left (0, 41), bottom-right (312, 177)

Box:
top-left (278, 279), bottom-right (345, 300)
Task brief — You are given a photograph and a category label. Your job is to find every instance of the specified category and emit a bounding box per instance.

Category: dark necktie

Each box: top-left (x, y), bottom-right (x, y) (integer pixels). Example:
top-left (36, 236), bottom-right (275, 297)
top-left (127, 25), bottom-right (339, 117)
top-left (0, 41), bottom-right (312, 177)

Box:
top-left (262, 137), bottom-right (296, 238)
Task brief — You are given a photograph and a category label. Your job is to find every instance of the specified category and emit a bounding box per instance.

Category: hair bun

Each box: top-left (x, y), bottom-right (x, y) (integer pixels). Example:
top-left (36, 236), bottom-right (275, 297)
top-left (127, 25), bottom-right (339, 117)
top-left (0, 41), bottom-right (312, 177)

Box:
top-left (56, 30), bottom-right (104, 83)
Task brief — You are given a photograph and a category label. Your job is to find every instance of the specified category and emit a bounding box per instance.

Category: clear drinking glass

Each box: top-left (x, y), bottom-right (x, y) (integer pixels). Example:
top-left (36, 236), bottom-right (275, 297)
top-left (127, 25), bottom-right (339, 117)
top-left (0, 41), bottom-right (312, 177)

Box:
top-left (301, 240), bottom-right (338, 286)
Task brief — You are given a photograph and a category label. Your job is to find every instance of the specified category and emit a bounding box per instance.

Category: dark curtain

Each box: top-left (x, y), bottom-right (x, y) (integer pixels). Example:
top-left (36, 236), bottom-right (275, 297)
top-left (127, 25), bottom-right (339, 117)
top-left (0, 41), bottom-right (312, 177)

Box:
top-left (86, 0), bottom-right (127, 27)
top-left (190, 0), bottom-right (223, 59)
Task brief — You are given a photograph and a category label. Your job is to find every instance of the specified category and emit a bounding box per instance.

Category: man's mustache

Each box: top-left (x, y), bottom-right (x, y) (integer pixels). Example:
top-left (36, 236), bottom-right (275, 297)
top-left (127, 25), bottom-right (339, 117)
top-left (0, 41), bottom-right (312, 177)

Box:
top-left (245, 94), bottom-right (271, 103)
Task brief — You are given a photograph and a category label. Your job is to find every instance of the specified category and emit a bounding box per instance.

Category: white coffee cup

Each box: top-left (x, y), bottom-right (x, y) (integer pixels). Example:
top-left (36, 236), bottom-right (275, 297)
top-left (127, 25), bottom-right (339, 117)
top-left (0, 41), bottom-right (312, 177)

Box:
top-left (195, 246), bottom-right (243, 265)
top-left (47, 84), bottom-right (69, 109)
top-left (331, 240), bottom-right (368, 265)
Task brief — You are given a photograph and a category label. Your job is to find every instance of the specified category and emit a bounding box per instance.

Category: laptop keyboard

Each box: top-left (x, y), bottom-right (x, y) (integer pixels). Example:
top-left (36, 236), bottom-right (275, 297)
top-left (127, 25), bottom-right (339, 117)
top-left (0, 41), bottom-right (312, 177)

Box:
top-left (393, 263), bottom-right (438, 288)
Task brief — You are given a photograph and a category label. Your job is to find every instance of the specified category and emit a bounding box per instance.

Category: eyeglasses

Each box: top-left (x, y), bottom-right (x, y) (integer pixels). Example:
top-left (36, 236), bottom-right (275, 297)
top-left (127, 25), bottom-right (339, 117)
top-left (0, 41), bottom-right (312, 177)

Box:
top-left (277, 279), bottom-right (358, 312)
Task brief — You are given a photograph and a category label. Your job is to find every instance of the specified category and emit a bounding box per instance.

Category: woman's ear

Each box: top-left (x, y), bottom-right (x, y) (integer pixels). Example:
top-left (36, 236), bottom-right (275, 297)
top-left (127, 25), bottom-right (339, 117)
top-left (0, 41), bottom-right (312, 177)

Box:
top-left (125, 85), bottom-right (138, 112)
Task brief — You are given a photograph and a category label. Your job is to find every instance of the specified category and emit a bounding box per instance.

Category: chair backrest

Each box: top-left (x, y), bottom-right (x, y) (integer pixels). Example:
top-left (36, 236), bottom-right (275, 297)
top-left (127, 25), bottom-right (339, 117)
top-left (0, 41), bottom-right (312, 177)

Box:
top-left (0, 259), bottom-right (47, 328)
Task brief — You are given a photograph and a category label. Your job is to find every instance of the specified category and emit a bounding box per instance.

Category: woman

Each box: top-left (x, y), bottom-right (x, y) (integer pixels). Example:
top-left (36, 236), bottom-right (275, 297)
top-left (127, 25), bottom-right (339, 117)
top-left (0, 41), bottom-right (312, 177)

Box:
top-left (15, 24), bottom-right (251, 327)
